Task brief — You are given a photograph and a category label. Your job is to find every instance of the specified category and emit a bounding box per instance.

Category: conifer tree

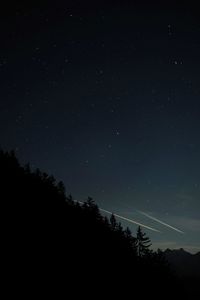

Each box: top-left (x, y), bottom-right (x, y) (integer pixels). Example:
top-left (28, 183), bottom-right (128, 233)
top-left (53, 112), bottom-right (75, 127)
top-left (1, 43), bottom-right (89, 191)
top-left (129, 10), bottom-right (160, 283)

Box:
top-left (136, 226), bottom-right (152, 257)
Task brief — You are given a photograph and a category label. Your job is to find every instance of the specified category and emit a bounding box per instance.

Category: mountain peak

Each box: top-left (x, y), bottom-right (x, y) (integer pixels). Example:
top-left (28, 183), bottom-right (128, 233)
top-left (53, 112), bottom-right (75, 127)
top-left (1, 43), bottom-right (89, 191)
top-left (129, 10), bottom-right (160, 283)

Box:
top-left (163, 248), bottom-right (200, 279)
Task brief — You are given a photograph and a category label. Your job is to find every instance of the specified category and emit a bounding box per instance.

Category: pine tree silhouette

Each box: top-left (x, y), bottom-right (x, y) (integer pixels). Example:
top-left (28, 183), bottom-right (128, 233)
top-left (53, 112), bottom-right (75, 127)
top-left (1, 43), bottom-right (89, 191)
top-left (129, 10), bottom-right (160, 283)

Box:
top-left (110, 213), bottom-right (117, 230)
top-left (136, 226), bottom-right (152, 257)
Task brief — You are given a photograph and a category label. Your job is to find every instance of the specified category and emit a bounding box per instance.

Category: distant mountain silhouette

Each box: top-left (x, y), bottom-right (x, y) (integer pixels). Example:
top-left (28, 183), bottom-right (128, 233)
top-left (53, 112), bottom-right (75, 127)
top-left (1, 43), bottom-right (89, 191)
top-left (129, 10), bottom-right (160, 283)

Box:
top-left (163, 248), bottom-right (200, 296)
top-left (164, 248), bottom-right (200, 278)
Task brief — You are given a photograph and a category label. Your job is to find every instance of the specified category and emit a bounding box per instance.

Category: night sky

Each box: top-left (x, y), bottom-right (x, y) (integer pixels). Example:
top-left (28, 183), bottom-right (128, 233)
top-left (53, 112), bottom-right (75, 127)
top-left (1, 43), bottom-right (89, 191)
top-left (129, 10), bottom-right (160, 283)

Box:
top-left (1, 2), bottom-right (200, 253)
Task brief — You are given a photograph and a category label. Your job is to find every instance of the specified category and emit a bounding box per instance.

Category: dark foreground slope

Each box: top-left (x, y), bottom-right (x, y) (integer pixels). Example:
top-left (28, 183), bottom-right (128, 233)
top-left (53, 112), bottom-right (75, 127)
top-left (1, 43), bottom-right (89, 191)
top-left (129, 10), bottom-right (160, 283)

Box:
top-left (0, 150), bottom-right (191, 298)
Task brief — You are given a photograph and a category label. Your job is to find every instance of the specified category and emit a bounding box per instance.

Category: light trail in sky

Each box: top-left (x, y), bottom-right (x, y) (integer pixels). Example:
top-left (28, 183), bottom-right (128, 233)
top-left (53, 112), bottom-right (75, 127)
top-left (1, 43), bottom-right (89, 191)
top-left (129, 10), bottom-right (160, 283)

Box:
top-left (99, 208), bottom-right (160, 232)
top-left (138, 210), bottom-right (184, 234)
top-left (75, 201), bottom-right (160, 233)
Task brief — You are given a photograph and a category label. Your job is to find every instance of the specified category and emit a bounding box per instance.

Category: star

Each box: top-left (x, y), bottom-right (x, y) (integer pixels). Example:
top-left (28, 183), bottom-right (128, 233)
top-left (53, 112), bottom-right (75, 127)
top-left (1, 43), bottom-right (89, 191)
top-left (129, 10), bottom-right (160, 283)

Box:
top-left (114, 130), bottom-right (120, 136)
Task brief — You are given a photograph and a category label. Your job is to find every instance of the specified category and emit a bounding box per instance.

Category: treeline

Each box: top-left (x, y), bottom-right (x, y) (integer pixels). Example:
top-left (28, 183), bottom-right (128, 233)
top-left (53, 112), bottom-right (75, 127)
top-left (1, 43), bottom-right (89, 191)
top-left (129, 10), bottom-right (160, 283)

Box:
top-left (0, 150), bottom-right (188, 298)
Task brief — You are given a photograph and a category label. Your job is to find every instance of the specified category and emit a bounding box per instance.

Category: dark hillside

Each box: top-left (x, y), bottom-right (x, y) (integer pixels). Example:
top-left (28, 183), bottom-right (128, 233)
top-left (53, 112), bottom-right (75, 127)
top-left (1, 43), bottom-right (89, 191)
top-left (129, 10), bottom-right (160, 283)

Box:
top-left (0, 150), bottom-right (191, 298)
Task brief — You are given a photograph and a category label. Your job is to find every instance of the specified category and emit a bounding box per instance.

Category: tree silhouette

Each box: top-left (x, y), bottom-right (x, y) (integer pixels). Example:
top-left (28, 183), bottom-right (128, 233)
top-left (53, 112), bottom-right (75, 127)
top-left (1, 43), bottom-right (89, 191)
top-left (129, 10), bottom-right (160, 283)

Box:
top-left (124, 227), bottom-right (137, 253)
top-left (66, 193), bottom-right (74, 205)
top-left (110, 213), bottom-right (117, 230)
top-left (83, 196), bottom-right (102, 220)
top-left (136, 226), bottom-right (152, 257)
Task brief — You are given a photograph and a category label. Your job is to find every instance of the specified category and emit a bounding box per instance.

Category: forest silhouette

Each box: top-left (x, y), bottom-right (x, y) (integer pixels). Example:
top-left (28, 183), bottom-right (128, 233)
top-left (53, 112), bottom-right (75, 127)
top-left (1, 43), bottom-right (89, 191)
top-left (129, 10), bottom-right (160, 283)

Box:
top-left (1, 150), bottom-right (195, 298)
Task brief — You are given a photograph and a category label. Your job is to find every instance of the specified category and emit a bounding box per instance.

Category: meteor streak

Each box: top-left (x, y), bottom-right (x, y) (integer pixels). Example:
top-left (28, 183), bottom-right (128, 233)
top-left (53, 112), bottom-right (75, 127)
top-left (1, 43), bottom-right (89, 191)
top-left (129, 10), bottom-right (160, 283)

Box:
top-left (75, 201), bottom-right (160, 233)
top-left (138, 211), bottom-right (184, 234)
top-left (99, 208), bottom-right (160, 233)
